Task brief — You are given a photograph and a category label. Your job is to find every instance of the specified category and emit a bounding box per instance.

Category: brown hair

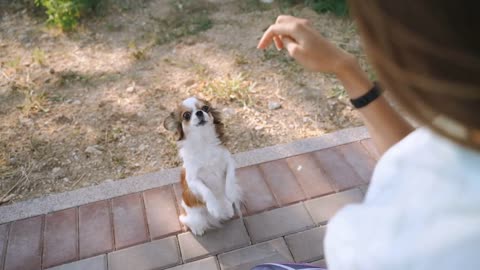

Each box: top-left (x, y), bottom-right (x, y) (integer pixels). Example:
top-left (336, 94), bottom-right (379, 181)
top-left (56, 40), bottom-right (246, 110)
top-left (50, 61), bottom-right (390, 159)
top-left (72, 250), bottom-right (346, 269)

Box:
top-left (348, 0), bottom-right (480, 150)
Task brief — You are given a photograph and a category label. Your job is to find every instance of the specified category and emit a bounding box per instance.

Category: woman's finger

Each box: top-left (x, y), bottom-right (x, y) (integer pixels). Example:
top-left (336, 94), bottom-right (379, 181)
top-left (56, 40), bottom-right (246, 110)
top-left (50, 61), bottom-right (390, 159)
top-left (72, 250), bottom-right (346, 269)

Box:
top-left (281, 36), bottom-right (301, 57)
top-left (273, 36), bottom-right (283, 50)
top-left (257, 23), bottom-right (297, 49)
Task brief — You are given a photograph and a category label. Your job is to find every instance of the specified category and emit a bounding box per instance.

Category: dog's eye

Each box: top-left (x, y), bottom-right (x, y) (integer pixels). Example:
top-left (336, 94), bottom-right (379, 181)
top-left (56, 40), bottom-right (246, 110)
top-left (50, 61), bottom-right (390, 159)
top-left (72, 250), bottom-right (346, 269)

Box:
top-left (201, 105), bottom-right (209, 112)
top-left (183, 111), bottom-right (191, 121)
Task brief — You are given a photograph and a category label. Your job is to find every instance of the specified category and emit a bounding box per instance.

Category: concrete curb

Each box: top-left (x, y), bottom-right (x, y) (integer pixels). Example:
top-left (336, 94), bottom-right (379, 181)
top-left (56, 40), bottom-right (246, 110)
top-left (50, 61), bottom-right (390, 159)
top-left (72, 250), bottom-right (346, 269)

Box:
top-left (0, 126), bottom-right (369, 224)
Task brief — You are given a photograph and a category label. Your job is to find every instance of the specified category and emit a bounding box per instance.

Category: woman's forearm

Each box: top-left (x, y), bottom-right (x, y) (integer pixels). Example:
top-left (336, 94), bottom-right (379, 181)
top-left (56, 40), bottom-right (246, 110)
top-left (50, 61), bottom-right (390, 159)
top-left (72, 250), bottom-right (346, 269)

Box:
top-left (335, 56), bottom-right (414, 155)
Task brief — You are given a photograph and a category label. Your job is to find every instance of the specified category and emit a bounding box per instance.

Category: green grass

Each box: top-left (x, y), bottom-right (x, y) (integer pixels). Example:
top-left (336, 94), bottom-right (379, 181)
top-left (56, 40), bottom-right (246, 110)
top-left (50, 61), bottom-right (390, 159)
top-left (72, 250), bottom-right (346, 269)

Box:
top-left (32, 48), bottom-right (46, 66)
top-left (304, 0), bottom-right (348, 16)
top-left (199, 73), bottom-right (256, 106)
top-left (240, 0), bottom-right (348, 17)
top-left (147, 0), bottom-right (214, 45)
top-left (34, 0), bottom-right (100, 31)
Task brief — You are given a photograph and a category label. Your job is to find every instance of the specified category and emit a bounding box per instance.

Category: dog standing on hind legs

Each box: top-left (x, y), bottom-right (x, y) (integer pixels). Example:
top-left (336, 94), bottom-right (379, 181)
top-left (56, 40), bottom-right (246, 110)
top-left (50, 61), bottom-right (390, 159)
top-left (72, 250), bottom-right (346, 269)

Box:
top-left (163, 97), bottom-right (243, 236)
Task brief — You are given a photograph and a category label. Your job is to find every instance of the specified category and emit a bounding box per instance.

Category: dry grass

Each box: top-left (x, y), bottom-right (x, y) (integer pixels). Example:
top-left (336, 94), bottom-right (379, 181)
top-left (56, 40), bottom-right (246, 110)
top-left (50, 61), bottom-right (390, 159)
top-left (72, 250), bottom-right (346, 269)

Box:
top-left (0, 0), bottom-right (366, 205)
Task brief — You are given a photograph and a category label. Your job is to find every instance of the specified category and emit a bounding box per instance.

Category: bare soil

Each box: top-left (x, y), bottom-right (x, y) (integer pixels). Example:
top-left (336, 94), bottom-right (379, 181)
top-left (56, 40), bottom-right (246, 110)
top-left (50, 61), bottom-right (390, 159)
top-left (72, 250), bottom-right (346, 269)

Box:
top-left (0, 0), bottom-right (368, 205)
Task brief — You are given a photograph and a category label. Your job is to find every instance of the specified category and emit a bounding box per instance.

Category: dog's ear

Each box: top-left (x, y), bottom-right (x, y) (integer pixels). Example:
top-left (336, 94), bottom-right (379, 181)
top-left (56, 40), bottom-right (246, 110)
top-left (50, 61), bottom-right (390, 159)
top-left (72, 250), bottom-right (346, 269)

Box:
top-left (208, 103), bottom-right (225, 143)
top-left (163, 112), bottom-right (184, 140)
top-left (163, 112), bottom-right (178, 131)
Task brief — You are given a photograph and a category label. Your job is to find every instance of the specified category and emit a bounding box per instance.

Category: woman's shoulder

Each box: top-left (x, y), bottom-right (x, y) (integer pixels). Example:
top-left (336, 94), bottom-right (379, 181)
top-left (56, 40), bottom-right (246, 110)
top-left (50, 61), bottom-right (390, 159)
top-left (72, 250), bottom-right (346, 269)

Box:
top-left (368, 127), bottom-right (480, 198)
top-left (324, 127), bottom-right (480, 270)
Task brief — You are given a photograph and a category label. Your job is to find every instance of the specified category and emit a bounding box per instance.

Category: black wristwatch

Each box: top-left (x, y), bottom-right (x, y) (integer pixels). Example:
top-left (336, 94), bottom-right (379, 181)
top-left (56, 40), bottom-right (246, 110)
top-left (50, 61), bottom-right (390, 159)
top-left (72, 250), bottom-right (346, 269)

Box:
top-left (350, 82), bottom-right (382, 109)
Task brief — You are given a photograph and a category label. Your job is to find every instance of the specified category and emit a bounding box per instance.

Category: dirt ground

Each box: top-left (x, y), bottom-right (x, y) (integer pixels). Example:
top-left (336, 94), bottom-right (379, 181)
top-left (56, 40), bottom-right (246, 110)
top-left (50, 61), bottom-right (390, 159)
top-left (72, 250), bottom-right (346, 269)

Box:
top-left (0, 0), bottom-right (369, 205)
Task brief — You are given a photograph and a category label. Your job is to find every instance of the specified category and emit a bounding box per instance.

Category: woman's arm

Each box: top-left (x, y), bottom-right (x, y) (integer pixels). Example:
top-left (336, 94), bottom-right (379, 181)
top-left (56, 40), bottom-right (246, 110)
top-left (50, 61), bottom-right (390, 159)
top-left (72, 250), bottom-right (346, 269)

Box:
top-left (335, 56), bottom-right (413, 154)
top-left (258, 15), bottom-right (413, 155)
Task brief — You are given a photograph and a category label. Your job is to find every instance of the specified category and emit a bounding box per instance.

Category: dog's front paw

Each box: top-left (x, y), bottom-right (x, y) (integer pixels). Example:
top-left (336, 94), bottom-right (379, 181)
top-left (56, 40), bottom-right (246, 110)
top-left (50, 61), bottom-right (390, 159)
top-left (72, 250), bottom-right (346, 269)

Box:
top-left (223, 199), bottom-right (234, 219)
top-left (206, 200), bottom-right (223, 219)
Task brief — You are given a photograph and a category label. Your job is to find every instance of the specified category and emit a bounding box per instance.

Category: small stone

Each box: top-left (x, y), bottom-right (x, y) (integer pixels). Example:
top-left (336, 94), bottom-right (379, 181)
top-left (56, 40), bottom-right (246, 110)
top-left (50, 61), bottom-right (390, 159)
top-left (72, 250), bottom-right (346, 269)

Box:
top-left (255, 125), bottom-right (264, 131)
top-left (52, 167), bottom-right (61, 174)
top-left (62, 177), bottom-right (70, 182)
top-left (139, 144), bottom-right (147, 151)
top-left (8, 157), bottom-right (17, 166)
top-left (72, 100), bottom-right (81, 105)
top-left (85, 145), bottom-right (103, 155)
top-left (126, 82), bottom-right (136, 93)
top-left (260, 0), bottom-right (274, 3)
top-left (303, 117), bottom-right (313, 123)
top-left (0, 194), bottom-right (15, 203)
top-left (268, 101), bottom-right (281, 110)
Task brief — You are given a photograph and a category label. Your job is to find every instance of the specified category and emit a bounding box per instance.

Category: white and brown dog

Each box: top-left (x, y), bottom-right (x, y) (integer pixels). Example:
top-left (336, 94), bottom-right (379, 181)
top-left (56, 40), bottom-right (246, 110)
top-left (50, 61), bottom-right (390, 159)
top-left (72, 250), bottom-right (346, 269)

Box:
top-left (163, 97), bottom-right (242, 235)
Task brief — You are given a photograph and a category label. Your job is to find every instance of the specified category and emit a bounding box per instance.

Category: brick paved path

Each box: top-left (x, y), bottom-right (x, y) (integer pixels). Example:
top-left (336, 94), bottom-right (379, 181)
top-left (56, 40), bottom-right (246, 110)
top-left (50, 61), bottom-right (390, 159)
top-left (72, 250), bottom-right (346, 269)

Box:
top-left (0, 136), bottom-right (378, 270)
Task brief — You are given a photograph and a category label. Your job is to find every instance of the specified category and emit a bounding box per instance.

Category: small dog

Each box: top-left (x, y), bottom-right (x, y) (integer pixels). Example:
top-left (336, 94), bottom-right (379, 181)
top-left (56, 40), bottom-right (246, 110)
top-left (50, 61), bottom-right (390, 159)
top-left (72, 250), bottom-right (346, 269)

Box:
top-left (163, 97), bottom-right (242, 235)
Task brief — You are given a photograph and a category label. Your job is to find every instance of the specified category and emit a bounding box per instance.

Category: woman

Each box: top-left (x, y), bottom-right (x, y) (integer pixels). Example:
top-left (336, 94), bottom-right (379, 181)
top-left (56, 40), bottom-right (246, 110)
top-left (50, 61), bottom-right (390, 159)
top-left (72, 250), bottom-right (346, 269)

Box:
top-left (254, 1), bottom-right (480, 269)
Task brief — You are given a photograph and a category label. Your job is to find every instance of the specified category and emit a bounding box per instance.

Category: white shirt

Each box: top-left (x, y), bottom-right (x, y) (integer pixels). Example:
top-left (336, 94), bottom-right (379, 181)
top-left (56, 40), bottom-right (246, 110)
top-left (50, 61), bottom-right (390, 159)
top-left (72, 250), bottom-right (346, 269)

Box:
top-left (325, 128), bottom-right (480, 270)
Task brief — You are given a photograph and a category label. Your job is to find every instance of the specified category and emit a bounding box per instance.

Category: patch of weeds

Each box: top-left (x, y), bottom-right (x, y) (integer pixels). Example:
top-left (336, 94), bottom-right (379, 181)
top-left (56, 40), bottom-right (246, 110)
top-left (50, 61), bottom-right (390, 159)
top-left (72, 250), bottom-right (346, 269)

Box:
top-left (237, 0), bottom-right (272, 13)
top-left (327, 85), bottom-right (347, 99)
top-left (6, 57), bottom-right (22, 70)
top-left (304, 0), bottom-right (348, 17)
top-left (150, 0), bottom-right (214, 45)
top-left (111, 155), bottom-right (126, 166)
top-left (17, 89), bottom-right (49, 116)
top-left (190, 61), bottom-right (209, 78)
top-left (32, 48), bottom-right (46, 66)
top-left (34, 0), bottom-right (101, 31)
top-left (48, 94), bottom-right (65, 103)
top-left (234, 53), bottom-right (249, 66)
top-left (97, 126), bottom-right (124, 145)
top-left (273, 0), bottom-right (349, 17)
top-left (199, 73), bottom-right (256, 106)
top-left (106, 23), bottom-right (123, 32)
top-left (57, 70), bottom-right (90, 86)
top-left (128, 41), bottom-right (149, 60)
top-left (261, 48), bottom-right (283, 61)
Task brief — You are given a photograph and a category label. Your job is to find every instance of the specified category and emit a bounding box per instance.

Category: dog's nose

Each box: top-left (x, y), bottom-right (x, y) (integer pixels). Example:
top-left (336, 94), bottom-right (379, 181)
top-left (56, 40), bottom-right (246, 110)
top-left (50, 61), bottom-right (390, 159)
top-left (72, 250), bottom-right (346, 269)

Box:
top-left (195, 111), bottom-right (204, 118)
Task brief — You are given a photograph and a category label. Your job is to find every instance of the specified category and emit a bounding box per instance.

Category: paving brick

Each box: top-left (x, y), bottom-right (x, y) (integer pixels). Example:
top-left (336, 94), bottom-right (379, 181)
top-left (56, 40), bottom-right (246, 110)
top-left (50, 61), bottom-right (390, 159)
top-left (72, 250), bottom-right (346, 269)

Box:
top-left (111, 193), bottom-right (149, 249)
top-left (46, 255), bottom-right (107, 270)
top-left (312, 148), bottom-right (364, 191)
top-left (43, 208), bottom-right (78, 268)
top-left (4, 215), bottom-right (43, 270)
top-left (286, 153), bottom-right (334, 199)
top-left (165, 257), bottom-right (219, 270)
top-left (0, 223), bottom-right (9, 270)
top-left (305, 188), bottom-right (364, 225)
top-left (259, 159), bottom-right (306, 206)
top-left (144, 186), bottom-right (182, 239)
top-left (108, 236), bottom-right (181, 270)
top-left (361, 138), bottom-right (380, 160)
top-left (285, 226), bottom-right (326, 263)
top-left (337, 142), bottom-right (376, 183)
top-left (245, 203), bottom-right (314, 243)
top-left (236, 166), bottom-right (277, 215)
top-left (310, 259), bottom-right (327, 268)
top-left (79, 200), bottom-right (114, 259)
top-left (178, 219), bottom-right (250, 262)
top-left (218, 238), bottom-right (293, 270)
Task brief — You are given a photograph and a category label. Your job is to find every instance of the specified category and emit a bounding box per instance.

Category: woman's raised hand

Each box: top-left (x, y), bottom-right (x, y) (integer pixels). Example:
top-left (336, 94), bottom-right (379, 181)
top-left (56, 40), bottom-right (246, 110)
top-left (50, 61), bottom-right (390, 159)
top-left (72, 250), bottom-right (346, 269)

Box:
top-left (257, 15), bottom-right (354, 75)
